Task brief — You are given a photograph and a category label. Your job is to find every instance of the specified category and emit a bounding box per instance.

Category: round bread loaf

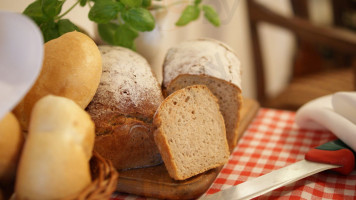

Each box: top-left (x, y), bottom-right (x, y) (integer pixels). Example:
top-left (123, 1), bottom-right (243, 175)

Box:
top-left (15, 95), bottom-right (95, 200)
top-left (13, 31), bottom-right (102, 130)
top-left (0, 112), bottom-right (24, 184)
top-left (87, 45), bottom-right (163, 170)
top-left (162, 38), bottom-right (243, 151)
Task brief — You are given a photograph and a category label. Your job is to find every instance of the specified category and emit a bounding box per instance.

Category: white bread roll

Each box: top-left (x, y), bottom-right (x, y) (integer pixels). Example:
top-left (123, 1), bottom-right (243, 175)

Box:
top-left (0, 112), bottom-right (24, 184)
top-left (15, 95), bottom-right (95, 200)
top-left (14, 31), bottom-right (102, 130)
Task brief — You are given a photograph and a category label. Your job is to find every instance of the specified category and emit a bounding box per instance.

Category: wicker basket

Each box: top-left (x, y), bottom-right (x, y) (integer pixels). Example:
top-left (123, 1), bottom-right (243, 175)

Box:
top-left (9, 151), bottom-right (118, 200)
top-left (63, 151), bottom-right (119, 200)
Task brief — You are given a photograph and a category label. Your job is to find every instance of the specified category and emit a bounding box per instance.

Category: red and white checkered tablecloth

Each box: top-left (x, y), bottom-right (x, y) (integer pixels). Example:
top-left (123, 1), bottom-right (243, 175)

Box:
top-left (111, 108), bottom-right (356, 200)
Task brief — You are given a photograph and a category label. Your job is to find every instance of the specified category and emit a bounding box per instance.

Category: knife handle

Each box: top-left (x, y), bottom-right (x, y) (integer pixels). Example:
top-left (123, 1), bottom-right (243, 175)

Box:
top-left (305, 139), bottom-right (355, 175)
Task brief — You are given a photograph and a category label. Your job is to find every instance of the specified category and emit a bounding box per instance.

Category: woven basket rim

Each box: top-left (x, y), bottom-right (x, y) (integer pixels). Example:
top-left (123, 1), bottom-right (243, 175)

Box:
top-left (62, 151), bottom-right (119, 200)
top-left (11, 151), bottom-right (118, 200)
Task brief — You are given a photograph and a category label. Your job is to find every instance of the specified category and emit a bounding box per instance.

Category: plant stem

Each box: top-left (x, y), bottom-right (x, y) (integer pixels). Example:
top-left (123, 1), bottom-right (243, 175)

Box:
top-left (149, 0), bottom-right (189, 11)
top-left (57, 0), bottom-right (80, 19)
top-left (167, 0), bottom-right (189, 8)
top-left (116, 14), bottom-right (124, 25)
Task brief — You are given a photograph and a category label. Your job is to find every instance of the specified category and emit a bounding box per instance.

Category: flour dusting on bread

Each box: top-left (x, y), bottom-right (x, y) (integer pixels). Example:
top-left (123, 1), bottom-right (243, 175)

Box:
top-left (86, 45), bottom-right (164, 170)
top-left (163, 38), bottom-right (242, 89)
top-left (93, 46), bottom-right (163, 118)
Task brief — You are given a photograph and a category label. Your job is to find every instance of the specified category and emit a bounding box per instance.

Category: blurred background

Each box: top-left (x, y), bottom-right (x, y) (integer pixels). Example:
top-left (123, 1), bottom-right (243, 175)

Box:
top-left (1, 0), bottom-right (355, 108)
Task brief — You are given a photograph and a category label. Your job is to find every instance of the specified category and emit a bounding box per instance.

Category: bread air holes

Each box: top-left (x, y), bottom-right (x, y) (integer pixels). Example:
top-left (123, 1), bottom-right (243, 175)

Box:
top-left (191, 111), bottom-right (196, 120)
top-left (185, 96), bottom-right (190, 102)
top-left (181, 114), bottom-right (185, 120)
top-left (121, 90), bottom-right (130, 95)
top-left (173, 101), bottom-right (177, 105)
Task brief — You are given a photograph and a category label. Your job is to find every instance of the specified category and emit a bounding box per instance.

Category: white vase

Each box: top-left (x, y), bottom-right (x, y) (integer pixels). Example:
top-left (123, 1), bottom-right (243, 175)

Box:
top-left (136, 1), bottom-right (187, 84)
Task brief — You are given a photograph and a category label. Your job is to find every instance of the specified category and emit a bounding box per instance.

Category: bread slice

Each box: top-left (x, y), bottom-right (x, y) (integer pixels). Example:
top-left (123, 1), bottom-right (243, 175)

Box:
top-left (153, 85), bottom-right (229, 180)
top-left (162, 38), bottom-right (243, 151)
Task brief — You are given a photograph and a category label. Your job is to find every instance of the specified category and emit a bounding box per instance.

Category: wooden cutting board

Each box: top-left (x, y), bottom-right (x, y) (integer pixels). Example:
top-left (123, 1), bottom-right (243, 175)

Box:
top-left (116, 98), bottom-right (260, 199)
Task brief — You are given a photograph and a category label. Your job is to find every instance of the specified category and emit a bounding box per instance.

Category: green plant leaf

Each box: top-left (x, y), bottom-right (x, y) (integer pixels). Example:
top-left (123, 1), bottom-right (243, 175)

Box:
top-left (142, 0), bottom-right (151, 8)
top-left (58, 19), bottom-right (79, 35)
top-left (23, 0), bottom-right (47, 25)
top-left (40, 20), bottom-right (59, 42)
top-left (98, 22), bottom-right (119, 45)
top-left (194, 0), bottom-right (202, 5)
top-left (202, 5), bottom-right (220, 26)
top-left (122, 8), bottom-right (155, 31)
top-left (80, 0), bottom-right (88, 7)
top-left (41, 0), bottom-right (64, 19)
top-left (89, 0), bottom-right (124, 23)
top-left (114, 24), bottom-right (139, 49)
top-left (175, 5), bottom-right (200, 26)
top-left (98, 23), bottom-right (138, 49)
top-left (120, 0), bottom-right (142, 7)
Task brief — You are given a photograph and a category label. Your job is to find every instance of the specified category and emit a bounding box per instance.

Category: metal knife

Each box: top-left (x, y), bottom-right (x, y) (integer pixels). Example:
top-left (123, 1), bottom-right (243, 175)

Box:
top-left (200, 139), bottom-right (355, 200)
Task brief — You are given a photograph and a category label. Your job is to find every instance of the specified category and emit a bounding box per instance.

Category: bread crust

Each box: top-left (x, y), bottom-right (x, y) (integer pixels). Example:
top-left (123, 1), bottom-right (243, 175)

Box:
top-left (87, 46), bottom-right (163, 170)
top-left (0, 112), bottom-right (24, 184)
top-left (162, 38), bottom-right (242, 89)
top-left (13, 31), bottom-right (102, 130)
top-left (15, 95), bottom-right (95, 200)
top-left (94, 116), bottom-right (161, 169)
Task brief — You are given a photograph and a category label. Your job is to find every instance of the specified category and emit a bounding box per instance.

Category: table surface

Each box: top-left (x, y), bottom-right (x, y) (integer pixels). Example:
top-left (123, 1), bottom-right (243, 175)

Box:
top-left (111, 108), bottom-right (356, 200)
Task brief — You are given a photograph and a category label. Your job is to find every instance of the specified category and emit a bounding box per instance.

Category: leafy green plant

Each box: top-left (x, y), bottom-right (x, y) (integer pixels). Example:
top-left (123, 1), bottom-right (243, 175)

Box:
top-left (176, 0), bottom-right (220, 27)
top-left (23, 0), bottom-right (220, 50)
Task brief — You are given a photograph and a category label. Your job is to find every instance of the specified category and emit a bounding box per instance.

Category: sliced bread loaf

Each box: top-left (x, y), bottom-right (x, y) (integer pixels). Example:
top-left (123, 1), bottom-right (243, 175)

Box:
top-left (162, 38), bottom-right (243, 151)
top-left (153, 85), bottom-right (229, 180)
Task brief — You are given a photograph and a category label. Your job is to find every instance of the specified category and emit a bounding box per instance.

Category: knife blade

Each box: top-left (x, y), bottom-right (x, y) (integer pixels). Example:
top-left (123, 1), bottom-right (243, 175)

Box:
top-left (200, 139), bottom-right (355, 200)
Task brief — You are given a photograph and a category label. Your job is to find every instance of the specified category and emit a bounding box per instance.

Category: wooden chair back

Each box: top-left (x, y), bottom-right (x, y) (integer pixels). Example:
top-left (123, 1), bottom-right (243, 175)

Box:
top-left (247, 0), bottom-right (356, 108)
